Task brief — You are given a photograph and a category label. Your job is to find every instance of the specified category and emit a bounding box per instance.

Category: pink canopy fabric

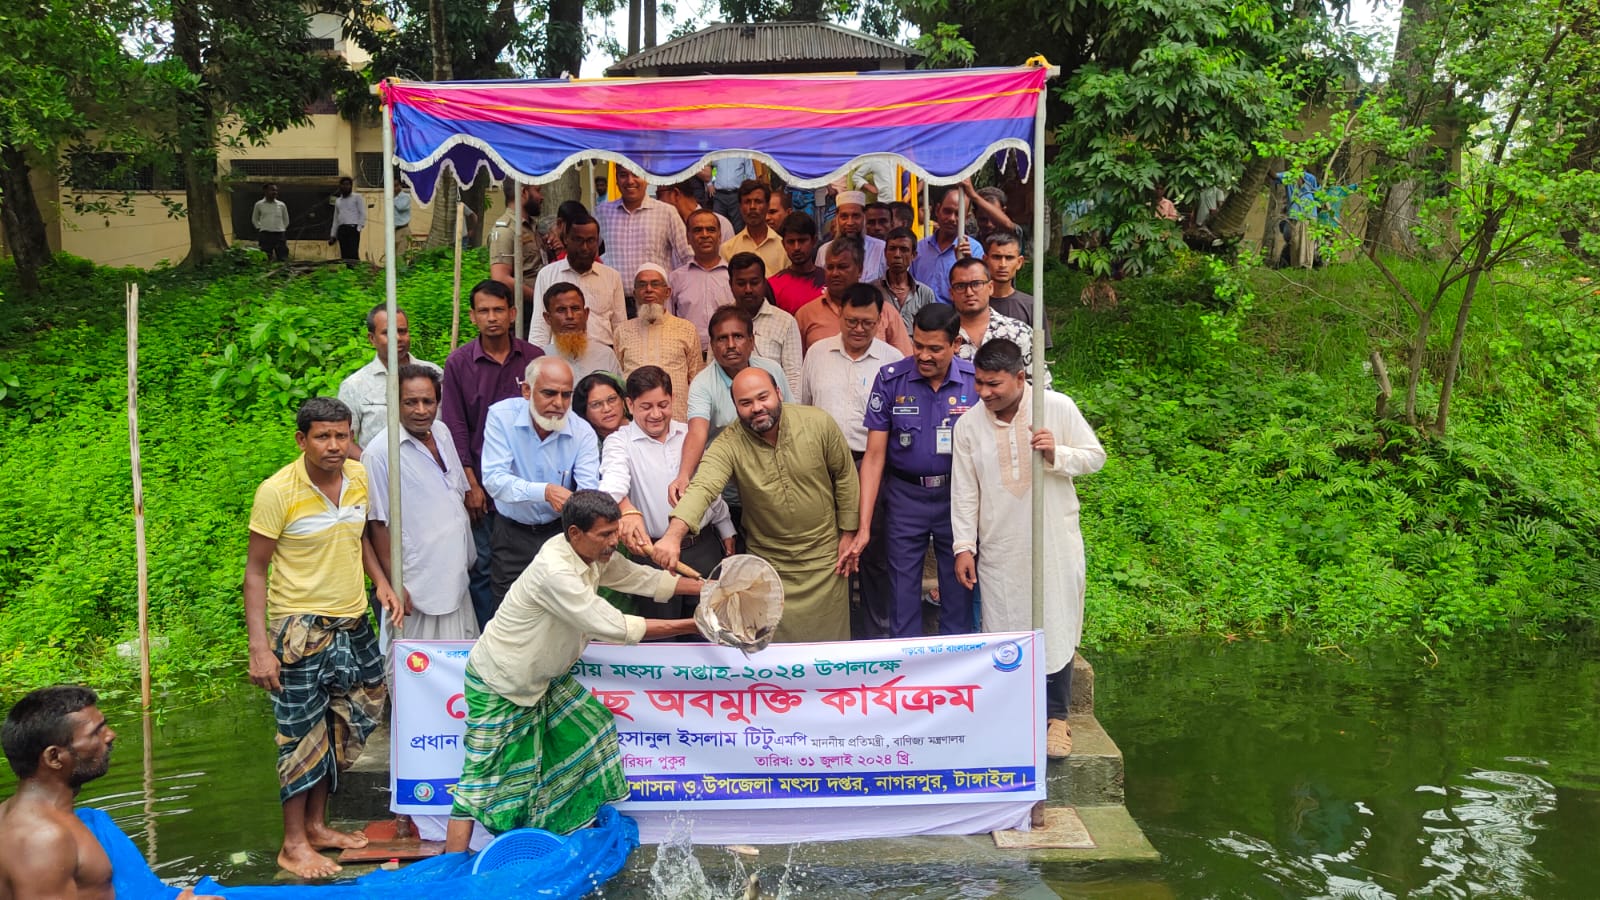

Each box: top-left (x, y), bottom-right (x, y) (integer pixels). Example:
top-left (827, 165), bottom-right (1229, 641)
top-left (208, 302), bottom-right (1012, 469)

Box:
top-left (382, 66), bottom-right (1049, 203)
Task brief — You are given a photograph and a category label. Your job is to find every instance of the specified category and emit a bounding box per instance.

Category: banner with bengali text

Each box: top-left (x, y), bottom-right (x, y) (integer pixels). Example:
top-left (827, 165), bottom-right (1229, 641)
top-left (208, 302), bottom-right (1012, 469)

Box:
top-left (391, 633), bottom-right (1044, 840)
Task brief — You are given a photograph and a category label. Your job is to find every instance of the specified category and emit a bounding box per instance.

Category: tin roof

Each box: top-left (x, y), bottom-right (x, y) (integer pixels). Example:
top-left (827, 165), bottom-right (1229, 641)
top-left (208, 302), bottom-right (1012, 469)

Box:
top-left (606, 21), bottom-right (922, 75)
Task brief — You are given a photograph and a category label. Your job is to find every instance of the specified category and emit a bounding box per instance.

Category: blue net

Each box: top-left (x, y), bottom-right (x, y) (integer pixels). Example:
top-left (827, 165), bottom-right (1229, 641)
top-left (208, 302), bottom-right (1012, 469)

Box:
top-left (77, 805), bottom-right (638, 900)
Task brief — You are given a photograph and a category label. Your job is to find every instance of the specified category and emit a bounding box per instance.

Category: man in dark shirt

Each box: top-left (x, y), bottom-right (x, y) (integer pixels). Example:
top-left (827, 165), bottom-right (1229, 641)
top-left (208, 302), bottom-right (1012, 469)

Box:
top-left (983, 231), bottom-right (1052, 350)
top-left (440, 279), bottom-right (545, 629)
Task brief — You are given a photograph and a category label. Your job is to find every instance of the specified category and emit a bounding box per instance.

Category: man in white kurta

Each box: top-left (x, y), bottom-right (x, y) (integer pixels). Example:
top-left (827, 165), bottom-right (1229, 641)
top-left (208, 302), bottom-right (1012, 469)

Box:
top-left (951, 338), bottom-right (1104, 758)
top-left (362, 365), bottom-right (480, 643)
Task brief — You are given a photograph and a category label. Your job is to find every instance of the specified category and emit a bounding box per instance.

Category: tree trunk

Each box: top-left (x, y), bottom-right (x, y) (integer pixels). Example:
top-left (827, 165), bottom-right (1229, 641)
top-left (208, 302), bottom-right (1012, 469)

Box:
top-left (1404, 307), bottom-right (1430, 426)
top-left (1364, 0), bottom-right (1435, 256)
top-left (544, 0), bottom-right (585, 78)
top-left (424, 0), bottom-right (456, 251)
top-left (627, 0), bottom-right (640, 56)
top-left (644, 0), bottom-right (656, 47)
top-left (1207, 154), bottom-right (1270, 241)
top-left (172, 0), bottom-right (228, 266)
top-left (0, 146), bottom-right (52, 294)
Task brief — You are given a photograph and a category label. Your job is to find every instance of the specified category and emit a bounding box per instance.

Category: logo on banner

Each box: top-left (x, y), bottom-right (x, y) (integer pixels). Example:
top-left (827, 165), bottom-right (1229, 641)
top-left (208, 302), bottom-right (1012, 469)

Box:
top-left (991, 640), bottom-right (1023, 672)
top-left (405, 650), bottom-right (431, 676)
top-left (413, 782), bottom-right (435, 802)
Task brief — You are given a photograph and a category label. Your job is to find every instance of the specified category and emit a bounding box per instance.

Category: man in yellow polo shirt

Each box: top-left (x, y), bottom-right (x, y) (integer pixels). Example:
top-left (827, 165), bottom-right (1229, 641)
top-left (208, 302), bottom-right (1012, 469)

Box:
top-left (244, 397), bottom-right (404, 879)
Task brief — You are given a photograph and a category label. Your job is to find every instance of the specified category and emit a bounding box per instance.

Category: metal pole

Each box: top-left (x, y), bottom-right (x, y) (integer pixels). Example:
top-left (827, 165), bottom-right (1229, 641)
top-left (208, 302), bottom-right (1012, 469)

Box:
top-left (513, 181), bottom-right (525, 339)
top-left (957, 190), bottom-right (967, 254)
top-left (126, 283), bottom-right (151, 711)
top-left (381, 91), bottom-right (406, 631)
top-left (1029, 69), bottom-right (1055, 632)
top-left (450, 201), bottom-right (464, 350)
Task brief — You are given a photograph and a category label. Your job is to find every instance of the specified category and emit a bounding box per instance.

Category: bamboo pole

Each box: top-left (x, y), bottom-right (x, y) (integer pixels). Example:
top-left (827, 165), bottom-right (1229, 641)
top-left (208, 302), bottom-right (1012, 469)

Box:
top-left (450, 201), bottom-right (464, 350)
top-left (1029, 66), bottom-right (1059, 631)
top-left (126, 283), bottom-right (152, 710)
top-left (513, 180), bottom-right (524, 339)
top-left (381, 94), bottom-right (406, 635)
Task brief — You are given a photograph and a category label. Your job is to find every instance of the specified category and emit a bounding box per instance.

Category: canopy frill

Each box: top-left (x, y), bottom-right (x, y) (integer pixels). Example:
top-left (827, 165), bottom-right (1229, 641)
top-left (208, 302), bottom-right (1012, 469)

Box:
top-left (380, 66), bottom-right (1050, 203)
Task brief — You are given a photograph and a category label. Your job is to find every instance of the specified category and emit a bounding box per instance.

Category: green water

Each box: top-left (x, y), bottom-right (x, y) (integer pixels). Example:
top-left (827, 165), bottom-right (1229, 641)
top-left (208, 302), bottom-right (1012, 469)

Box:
top-left (5, 635), bottom-right (1597, 897)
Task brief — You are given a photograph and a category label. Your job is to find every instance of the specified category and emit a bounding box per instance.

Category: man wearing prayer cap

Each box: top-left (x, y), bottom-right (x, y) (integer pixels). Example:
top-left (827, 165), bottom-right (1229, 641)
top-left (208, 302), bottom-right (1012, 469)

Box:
top-left (816, 190), bottom-right (887, 284)
top-left (612, 263), bottom-right (704, 423)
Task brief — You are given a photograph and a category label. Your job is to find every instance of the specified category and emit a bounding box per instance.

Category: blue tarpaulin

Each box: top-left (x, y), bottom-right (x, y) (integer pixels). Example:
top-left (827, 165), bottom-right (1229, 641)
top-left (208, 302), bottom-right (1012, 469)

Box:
top-left (78, 805), bottom-right (638, 899)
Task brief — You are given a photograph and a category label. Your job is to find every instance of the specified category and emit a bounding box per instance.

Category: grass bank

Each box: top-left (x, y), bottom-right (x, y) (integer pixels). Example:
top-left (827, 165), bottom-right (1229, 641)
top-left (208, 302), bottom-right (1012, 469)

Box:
top-left (0, 248), bottom-right (1596, 697)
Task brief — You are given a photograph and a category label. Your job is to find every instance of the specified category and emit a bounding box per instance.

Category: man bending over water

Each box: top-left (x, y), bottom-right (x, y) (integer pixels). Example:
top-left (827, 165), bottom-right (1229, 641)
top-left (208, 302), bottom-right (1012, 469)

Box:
top-left (0, 685), bottom-right (218, 900)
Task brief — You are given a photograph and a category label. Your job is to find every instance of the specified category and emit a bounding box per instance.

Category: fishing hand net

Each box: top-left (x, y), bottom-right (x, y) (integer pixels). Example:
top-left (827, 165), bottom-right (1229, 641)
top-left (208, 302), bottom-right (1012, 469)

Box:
top-left (693, 554), bottom-right (784, 654)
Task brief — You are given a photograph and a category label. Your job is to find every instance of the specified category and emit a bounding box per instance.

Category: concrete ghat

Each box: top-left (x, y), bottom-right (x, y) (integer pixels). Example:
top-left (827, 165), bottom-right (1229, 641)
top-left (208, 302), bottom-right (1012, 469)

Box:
top-left (333, 656), bottom-right (1158, 868)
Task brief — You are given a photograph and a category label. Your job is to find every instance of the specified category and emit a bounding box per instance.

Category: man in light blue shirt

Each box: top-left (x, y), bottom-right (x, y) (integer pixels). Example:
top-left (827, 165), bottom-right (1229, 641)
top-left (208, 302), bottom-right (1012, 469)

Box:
top-left (711, 156), bottom-right (756, 232)
top-left (480, 356), bottom-right (600, 613)
top-left (910, 185), bottom-right (984, 305)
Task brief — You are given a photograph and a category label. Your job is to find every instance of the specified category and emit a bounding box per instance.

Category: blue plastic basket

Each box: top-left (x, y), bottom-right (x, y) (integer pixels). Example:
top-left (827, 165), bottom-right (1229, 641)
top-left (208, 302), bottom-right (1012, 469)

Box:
top-left (470, 827), bottom-right (567, 874)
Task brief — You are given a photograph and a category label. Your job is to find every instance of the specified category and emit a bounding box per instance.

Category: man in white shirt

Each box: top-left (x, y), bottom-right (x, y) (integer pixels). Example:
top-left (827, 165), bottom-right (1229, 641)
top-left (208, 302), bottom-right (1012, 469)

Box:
top-left (816, 190), bottom-right (886, 283)
top-left (392, 181), bottom-right (412, 247)
top-left (337, 303), bottom-right (441, 457)
top-left (328, 176), bottom-right (366, 263)
top-left (362, 365), bottom-right (479, 642)
top-left (728, 251), bottom-right (802, 397)
top-left (529, 212), bottom-right (627, 348)
top-left (444, 490), bottom-right (702, 852)
top-left (601, 365), bottom-right (736, 621)
top-left (799, 284), bottom-right (901, 638)
top-left (539, 282), bottom-right (620, 381)
top-left (253, 182), bottom-right (290, 261)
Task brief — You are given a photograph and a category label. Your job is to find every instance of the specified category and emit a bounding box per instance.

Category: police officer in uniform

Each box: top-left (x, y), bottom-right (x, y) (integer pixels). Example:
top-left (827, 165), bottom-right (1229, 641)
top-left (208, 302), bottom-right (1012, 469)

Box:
top-left (489, 180), bottom-right (546, 313)
top-left (854, 303), bottom-right (977, 637)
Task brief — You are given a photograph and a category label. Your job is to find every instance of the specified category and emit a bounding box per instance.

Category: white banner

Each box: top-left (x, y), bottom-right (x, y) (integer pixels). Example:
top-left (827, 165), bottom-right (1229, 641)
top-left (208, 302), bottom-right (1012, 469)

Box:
top-left (392, 633), bottom-right (1045, 841)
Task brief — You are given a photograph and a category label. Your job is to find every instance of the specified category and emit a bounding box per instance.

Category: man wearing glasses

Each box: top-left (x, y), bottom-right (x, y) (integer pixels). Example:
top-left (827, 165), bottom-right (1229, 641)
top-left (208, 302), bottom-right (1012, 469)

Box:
top-left (850, 302), bottom-right (978, 637)
top-left (947, 257), bottom-right (1041, 378)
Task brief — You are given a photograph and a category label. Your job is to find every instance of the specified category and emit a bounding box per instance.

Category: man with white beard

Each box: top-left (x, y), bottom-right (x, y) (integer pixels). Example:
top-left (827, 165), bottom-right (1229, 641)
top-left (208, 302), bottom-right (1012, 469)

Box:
top-left (480, 357), bottom-right (601, 607)
top-left (613, 264), bottom-right (704, 423)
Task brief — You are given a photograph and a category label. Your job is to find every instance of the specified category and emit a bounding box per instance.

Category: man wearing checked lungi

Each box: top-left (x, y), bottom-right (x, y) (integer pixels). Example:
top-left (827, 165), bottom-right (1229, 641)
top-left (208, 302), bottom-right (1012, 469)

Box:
top-left (444, 490), bottom-right (703, 851)
top-left (244, 397), bottom-right (405, 879)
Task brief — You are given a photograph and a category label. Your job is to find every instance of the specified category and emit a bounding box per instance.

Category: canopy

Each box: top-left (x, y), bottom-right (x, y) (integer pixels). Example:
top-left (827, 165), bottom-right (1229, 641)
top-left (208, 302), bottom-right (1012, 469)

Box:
top-left (381, 66), bottom-right (1050, 203)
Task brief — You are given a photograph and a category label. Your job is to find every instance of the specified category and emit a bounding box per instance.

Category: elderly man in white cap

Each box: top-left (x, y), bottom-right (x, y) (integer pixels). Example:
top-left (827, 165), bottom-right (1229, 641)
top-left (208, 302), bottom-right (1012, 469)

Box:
top-left (816, 190), bottom-right (887, 284)
top-left (612, 263), bottom-right (705, 423)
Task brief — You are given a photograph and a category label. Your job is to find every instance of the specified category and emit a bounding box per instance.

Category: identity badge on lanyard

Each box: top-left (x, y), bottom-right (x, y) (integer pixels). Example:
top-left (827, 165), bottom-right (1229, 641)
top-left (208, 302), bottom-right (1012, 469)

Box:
top-left (936, 422), bottom-right (953, 455)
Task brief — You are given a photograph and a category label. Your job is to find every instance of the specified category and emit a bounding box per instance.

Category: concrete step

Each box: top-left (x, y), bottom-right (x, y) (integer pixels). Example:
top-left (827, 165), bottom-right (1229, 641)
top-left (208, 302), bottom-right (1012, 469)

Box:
top-left (1047, 714), bottom-right (1125, 807)
top-left (1070, 655), bottom-right (1095, 716)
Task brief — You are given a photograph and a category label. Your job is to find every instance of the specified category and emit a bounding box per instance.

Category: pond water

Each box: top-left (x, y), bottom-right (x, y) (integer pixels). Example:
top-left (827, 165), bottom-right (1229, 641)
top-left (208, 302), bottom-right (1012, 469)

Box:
top-left (4, 635), bottom-right (1597, 897)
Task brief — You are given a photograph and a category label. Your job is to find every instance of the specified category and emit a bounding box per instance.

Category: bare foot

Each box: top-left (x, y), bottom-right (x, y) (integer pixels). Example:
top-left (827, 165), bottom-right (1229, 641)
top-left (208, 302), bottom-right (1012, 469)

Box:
top-left (278, 843), bottom-right (342, 879)
top-left (306, 823), bottom-right (369, 851)
top-left (1030, 800), bottom-right (1047, 829)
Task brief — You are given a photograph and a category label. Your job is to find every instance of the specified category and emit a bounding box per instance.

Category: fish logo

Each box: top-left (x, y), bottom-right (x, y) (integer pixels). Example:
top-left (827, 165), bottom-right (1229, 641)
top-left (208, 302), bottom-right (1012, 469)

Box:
top-left (413, 782), bottom-right (435, 802)
top-left (992, 641), bottom-right (1023, 672)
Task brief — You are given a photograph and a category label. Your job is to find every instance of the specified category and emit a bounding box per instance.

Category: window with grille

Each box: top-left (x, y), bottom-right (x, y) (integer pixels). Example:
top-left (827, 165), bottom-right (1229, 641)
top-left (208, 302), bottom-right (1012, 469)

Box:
top-left (231, 158), bottom-right (340, 178)
top-left (355, 152), bottom-right (388, 188)
top-left (65, 152), bottom-right (186, 192)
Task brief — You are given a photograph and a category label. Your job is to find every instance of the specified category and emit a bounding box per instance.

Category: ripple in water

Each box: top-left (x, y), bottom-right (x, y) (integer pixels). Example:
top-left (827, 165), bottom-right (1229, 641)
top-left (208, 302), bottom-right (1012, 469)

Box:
top-left (1208, 765), bottom-right (1558, 899)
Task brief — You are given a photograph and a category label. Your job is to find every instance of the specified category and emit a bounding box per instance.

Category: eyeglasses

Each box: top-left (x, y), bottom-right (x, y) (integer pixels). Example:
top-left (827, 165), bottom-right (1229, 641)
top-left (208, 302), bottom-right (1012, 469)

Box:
top-left (587, 394), bottom-right (622, 411)
top-left (634, 279), bottom-right (669, 290)
top-left (841, 316), bottom-right (879, 332)
top-left (951, 279), bottom-right (991, 293)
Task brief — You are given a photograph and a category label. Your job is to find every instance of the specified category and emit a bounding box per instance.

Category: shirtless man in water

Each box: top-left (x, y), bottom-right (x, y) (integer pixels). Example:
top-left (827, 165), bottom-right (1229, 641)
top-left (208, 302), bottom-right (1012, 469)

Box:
top-left (0, 685), bottom-right (216, 900)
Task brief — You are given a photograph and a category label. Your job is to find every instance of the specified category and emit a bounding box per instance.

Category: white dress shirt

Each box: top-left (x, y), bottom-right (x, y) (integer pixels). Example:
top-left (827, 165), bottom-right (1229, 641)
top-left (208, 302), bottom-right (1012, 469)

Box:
top-left (599, 420), bottom-right (735, 539)
top-left (331, 192), bottom-right (367, 235)
top-left (530, 258), bottom-right (629, 348)
top-left (362, 421), bottom-right (474, 615)
top-left (798, 335), bottom-right (901, 453)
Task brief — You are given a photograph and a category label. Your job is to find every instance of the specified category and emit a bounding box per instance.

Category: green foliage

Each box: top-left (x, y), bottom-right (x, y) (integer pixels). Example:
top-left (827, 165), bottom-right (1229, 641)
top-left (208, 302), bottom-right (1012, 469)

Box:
top-left (0, 248), bottom-right (477, 695)
top-left (1052, 252), bottom-right (1600, 644)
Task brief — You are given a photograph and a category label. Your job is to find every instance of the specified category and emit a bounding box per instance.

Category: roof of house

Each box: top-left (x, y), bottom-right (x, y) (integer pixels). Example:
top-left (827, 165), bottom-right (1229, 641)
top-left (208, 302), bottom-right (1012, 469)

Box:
top-left (605, 21), bottom-right (922, 76)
